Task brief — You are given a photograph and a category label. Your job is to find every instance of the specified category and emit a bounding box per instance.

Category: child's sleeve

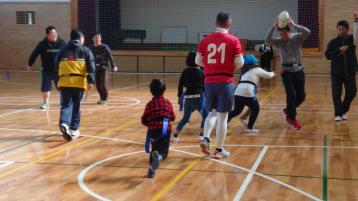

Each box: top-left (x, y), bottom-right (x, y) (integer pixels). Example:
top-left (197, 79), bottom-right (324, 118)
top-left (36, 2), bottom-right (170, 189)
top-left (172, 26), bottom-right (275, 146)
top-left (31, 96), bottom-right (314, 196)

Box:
top-left (257, 67), bottom-right (275, 79)
top-left (141, 103), bottom-right (150, 126)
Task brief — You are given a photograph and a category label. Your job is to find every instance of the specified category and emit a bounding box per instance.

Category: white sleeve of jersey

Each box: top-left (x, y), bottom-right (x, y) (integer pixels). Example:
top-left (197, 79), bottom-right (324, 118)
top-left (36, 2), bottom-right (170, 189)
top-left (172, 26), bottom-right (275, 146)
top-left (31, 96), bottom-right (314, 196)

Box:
top-left (195, 52), bottom-right (204, 67)
top-left (234, 54), bottom-right (244, 69)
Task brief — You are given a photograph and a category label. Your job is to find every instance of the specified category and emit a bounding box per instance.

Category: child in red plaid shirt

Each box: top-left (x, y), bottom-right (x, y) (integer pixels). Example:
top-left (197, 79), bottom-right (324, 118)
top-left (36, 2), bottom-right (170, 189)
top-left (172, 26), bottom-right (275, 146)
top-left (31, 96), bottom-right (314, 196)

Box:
top-left (141, 79), bottom-right (175, 178)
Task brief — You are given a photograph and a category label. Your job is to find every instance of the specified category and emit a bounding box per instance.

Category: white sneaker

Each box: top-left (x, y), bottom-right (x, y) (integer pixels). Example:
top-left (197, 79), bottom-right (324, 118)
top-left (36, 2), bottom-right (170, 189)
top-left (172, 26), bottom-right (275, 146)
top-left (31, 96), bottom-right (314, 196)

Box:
top-left (214, 149), bottom-right (231, 158)
top-left (40, 102), bottom-right (49, 109)
top-left (342, 113), bottom-right (348, 120)
top-left (334, 116), bottom-right (343, 122)
top-left (60, 123), bottom-right (71, 140)
top-left (245, 128), bottom-right (259, 133)
top-left (69, 129), bottom-right (80, 139)
top-left (171, 136), bottom-right (179, 143)
top-left (240, 118), bottom-right (248, 127)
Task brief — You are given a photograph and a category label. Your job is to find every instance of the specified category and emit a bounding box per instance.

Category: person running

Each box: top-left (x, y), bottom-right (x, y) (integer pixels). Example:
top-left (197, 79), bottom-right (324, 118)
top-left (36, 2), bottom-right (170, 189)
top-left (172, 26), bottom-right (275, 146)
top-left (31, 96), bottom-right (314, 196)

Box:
top-left (56, 29), bottom-right (95, 140)
top-left (90, 33), bottom-right (118, 104)
top-left (27, 26), bottom-right (66, 109)
top-left (228, 55), bottom-right (275, 133)
top-left (141, 79), bottom-right (175, 178)
top-left (265, 16), bottom-right (310, 130)
top-left (196, 12), bottom-right (244, 158)
top-left (172, 51), bottom-right (208, 142)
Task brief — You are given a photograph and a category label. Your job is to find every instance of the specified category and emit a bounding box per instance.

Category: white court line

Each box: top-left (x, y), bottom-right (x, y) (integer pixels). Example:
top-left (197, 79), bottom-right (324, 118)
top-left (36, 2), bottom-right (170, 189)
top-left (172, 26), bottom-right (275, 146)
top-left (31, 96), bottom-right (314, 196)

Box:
top-left (0, 161), bottom-right (14, 169)
top-left (170, 148), bottom-right (322, 201)
top-left (0, 127), bottom-right (357, 150)
top-left (78, 151), bottom-right (144, 201)
top-left (0, 108), bottom-right (35, 117)
top-left (80, 134), bottom-right (144, 145)
top-left (233, 146), bottom-right (268, 201)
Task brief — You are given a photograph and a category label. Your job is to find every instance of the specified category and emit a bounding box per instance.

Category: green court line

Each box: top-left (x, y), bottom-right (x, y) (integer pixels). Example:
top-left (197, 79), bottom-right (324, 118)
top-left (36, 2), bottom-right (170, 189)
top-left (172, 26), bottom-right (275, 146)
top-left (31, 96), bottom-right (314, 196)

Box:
top-left (323, 135), bottom-right (328, 201)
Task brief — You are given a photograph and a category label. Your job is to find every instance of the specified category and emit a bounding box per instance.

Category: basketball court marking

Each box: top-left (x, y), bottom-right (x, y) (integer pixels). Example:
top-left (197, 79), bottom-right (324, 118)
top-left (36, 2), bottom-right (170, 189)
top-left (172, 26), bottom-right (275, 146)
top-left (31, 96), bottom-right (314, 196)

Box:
top-left (233, 146), bottom-right (268, 201)
top-left (0, 161), bottom-right (14, 169)
top-left (77, 145), bottom-right (322, 201)
top-left (0, 119), bottom-right (139, 179)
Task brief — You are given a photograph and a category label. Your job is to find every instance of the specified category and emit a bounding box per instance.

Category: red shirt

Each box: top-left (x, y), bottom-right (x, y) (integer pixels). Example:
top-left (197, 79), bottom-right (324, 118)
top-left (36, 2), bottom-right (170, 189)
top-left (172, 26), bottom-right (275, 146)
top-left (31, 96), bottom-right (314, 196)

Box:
top-left (197, 31), bottom-right (243, 83)
top-left (141, 95), bottom-right (175, 132)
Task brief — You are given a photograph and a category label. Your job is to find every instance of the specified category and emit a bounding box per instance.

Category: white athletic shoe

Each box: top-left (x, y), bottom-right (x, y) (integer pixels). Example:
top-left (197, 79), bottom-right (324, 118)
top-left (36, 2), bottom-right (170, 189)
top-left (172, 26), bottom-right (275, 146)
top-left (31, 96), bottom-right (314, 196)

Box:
top-left (245, 128), bottom-right (259, 133)
top-left (171, 136), bottom-right (179, 143)
top-left (342, 113), bottom-right (348, 120)
top-left (69, 129), bottom-right (80, 139)
top-left (40, 102), bottom-right (49, 109)
top-left (334, 116), bottom-right (343, 122)
top-left (214, 149), bottom-right (231, 159)
top-left (60, 123), bottom-right (71, 140)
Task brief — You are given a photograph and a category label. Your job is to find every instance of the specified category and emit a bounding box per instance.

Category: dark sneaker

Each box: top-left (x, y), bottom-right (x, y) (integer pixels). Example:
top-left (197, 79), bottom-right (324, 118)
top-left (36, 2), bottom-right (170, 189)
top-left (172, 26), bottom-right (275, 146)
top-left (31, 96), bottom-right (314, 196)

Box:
top-left (200, 137), bottom-right (211, 156)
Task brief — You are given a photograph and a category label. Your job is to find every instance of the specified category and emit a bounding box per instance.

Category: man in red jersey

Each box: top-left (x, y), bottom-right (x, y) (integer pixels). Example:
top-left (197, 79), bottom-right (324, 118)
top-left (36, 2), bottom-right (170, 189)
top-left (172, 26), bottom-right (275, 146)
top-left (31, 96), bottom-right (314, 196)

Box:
top-left (196, 12), bottom-right (244, 158)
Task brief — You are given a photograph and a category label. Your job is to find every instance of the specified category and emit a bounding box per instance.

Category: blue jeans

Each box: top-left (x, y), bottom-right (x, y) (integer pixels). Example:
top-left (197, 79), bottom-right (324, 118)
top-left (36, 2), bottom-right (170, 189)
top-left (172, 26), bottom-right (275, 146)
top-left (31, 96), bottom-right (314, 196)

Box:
top-left (176, 93), bottom-right (208, 131)
top-left (59, 88), bottom-right (84, 130)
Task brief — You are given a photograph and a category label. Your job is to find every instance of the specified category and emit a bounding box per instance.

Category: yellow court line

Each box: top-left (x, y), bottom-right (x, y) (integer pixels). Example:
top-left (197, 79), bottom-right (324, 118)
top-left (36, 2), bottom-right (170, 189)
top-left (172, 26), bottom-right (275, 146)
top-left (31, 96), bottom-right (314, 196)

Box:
top-left (150, 157), bottom-right (201, 201)
top-left (0, 119), bottom-right (139, 179)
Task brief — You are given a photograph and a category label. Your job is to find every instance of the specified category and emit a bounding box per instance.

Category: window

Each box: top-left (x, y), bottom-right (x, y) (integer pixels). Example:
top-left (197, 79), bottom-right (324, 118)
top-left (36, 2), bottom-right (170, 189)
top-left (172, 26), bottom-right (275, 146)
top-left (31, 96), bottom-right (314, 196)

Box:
top-left (16, 11), bottom-right (35, 25)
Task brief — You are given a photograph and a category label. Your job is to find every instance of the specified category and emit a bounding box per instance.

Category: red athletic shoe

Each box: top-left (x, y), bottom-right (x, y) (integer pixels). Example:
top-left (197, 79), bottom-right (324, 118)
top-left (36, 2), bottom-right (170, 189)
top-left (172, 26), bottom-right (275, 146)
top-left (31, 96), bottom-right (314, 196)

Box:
top-left (290, 119), bottom-right (301, 130)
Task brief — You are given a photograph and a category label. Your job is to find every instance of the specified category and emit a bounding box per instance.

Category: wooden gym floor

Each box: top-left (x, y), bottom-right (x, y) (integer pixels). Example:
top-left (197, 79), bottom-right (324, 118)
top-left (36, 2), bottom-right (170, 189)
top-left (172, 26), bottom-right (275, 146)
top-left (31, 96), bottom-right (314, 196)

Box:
top-left (0, 70), bottom-right (357, 201)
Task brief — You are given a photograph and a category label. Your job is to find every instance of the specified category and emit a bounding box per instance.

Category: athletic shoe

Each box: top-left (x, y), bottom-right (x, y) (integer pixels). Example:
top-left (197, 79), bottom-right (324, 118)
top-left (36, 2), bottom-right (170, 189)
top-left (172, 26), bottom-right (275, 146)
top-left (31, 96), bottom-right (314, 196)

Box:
top-left (171, 136), bottom-right (179, 143)
top-left (151, 151), bottom-right (162, 170)
top-left (147, 167), bottom-right (155, 178)
top-left (40, 102), bottom-right (49, 109)
top-left (334, 116), bottom-right (343, 122)
top-left (200, 137), bottom-right (211, 156)
top-left (199, 132), bottom-right (204, 141)
top-left (214, 148), bottom-right (231, 158)
top-left (245, 128), bottom-right (259, 133)
top-left (240, 118), bottom-right (249, 127)
top-left (60, 123), bottom-right (71, 140)
top-left (282, 108), bottom-right (287, 118)
top-left (290, 119), bottom-right (301, 130)
top-left (97, 100), bottom-right (107, 104)
top-left (342, 113), bottom-right (348, 120)
top-left (69, 129), bottom-right (80, 139)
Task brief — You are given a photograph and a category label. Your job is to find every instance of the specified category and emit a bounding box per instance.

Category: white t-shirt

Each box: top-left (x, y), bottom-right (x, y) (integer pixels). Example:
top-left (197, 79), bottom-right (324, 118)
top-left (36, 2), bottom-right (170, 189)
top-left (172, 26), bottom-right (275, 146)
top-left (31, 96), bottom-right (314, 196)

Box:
top-left (234, 67), bottom-right (275, 97)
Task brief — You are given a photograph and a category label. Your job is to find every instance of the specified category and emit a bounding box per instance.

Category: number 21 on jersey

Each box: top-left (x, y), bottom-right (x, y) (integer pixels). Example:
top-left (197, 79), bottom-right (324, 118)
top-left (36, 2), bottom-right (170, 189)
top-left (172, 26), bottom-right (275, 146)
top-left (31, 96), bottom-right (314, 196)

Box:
top-left (207, 43), bottom-right (226, 64)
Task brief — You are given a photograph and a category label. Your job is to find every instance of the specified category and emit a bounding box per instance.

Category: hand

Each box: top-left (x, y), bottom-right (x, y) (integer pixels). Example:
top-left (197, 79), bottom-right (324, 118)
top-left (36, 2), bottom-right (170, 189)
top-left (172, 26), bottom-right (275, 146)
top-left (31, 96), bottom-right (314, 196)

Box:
top-left (353, 10), bottom-right (358, 19)
top-left (287, 17), bottom-right (297, 28)
top-left (340, 45), bottom-right (349, 53)
top-left (87, 83), bottom-right (94, 90)
top-left (112, 66), bottom-right (118, 72)
top-left (26, 65), bottom-right (32, 71)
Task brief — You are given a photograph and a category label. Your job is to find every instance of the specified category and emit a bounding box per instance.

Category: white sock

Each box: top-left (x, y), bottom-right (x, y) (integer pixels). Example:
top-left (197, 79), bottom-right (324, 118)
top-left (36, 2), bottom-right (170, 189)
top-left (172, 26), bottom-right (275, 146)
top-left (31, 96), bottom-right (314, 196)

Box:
top-left (216, 112), bottom-right (228, 149)
top-left (203, 110), bottom-right (217, 140)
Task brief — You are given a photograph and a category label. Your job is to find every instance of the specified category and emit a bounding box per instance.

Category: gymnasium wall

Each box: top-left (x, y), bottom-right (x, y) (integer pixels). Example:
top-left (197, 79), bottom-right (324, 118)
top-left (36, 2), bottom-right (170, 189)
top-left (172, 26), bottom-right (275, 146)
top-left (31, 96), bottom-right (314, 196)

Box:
top-left (0, 1), bottom-right (71, 70)
top-left (121, 0), bottom-right (298, 43)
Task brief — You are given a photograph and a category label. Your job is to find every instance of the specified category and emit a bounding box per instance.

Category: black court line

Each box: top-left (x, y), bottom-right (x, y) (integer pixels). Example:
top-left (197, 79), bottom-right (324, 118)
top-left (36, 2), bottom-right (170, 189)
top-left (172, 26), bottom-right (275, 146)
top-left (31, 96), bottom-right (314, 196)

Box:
top-left (9, 161), bottom-right (358, 182)
top-left (0, 133), bottom-right (59, 155)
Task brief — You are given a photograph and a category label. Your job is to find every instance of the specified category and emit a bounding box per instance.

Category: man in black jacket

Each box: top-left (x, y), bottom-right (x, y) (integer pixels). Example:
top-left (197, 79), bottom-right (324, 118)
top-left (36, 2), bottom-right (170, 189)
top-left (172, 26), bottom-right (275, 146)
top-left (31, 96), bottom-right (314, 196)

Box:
top-left (55, 29), bottom-right (95, 140)
top-left (27, 26), bottom-right (66, 109)
top-left (325, 11), bottom-right (358, 122)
